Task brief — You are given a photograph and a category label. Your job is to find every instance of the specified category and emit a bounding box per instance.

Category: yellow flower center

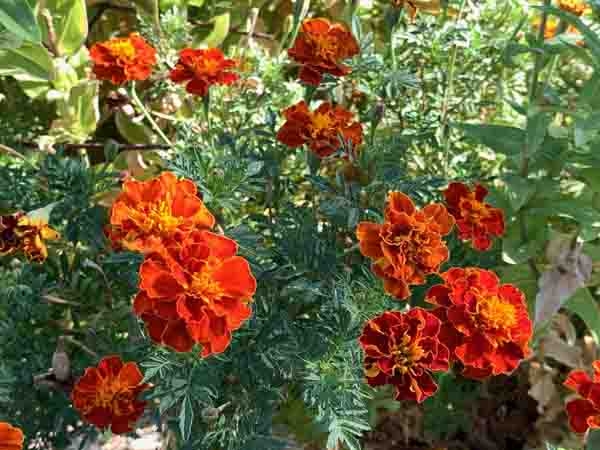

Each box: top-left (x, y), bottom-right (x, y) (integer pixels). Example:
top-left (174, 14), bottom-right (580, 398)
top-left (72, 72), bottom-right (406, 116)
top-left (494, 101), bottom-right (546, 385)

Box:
top-left (107, 39), bottom-right (136, 61)
top-left (309, 34), bottom-right (339, 61)
top-left (310, 112), bottom-right (334, 135)
top-left (391, 335), bottom-right (425, 374)
top-left (145, 201), bottom-right (183, 235)
top-left (89, 377), bottom-right (131, 414)
top-left (477, 295), bottom-right (517, 330)
top-left (190, 265), bottom-right (224, 303)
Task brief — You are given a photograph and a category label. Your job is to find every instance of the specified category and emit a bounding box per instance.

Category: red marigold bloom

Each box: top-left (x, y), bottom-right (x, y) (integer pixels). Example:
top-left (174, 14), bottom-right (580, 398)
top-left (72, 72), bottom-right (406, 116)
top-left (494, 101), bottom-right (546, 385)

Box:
top-left (359, 308), bottom-right (450, 403)
top-left (71, 356), bottom-right (150, 434)
top-left (356, 192), bottom-right (454, 300)
top-left (0, 422), bottom-right (23, 450)
top-left (276, 100), bottom-right (363, 158)
top-left (0, 212), bottom-right (59, 262)
top-left (564, 361), bottom-right (600, 433)
top-left (288, 18), bottom-right (360, 86)
top-left (107, 172), bottom-right (215, 253)
top-left (426, 267), bottom-right (532, 380)
top-left (90, 33), bottom-right (157, 85)
top-left (169, 48), bottom-right (238, 97)
top-left (134, 229), bottom-right (257, 357)
top-left (444, 182), bottom-right (504, 251)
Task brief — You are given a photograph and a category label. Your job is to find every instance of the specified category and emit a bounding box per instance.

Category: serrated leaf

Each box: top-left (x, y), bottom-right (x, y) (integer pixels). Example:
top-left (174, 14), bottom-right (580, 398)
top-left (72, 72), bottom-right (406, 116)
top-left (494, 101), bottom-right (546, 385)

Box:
top-left (179, 395), bottom-right (194, 442)
top-left (451, 122), bottom-right (525, 156)
top-left (564, 288), bottom-right (600, 343)
top-left (0, 0), bottom-right (41, 43)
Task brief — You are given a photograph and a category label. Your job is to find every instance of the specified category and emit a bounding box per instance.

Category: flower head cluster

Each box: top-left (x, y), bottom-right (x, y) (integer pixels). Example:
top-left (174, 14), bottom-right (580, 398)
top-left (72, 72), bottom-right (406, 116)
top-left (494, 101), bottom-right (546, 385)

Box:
top-left (391, 0), bottom-right (444, 21)
top-left (169, 48), bottom-right (238, 97)
top-left (359, 308), bottom-right (449, 403)
top-left (356, 192), bottom-right (454, 300)
top-left (564, 361), bottom-right (600, 433)
top-left (0, 212), bottom-right (59, 262)
top-left (107, 171), bottom-right (215, 253)
top-left (426, 267), bottom-right (532, 379)
top-left (276, 101), bottom-right (363, 158)
top-left (71, 356), bottom-right (150, 434)
top-left (558, 0), bottom-right (590, 16)
top-left (0, 422), bottom-right (23, 450)
top-left (288, 18), bottom-right (359, 86)
top-left (90, 33), bottom-right (157, 85)
top-left (109, 172), bottom-right (256, 357)
top-left (444, 182), bottom-right (504, 251)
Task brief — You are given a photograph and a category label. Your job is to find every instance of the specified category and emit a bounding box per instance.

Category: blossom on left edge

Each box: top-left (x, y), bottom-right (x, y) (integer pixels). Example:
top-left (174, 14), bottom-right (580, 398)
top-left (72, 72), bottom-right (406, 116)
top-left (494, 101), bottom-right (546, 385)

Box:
top-left (359, 308), bottom-right (450, 403)
top-left (134, 229), bottom-right (257, 357)
top-left (0, 422), bottom-right (24, 450)
top-left (564, 361), bottom-right (600, 433)
top-left (90, 33), bottom-right (157, 85)
top-left (0, 212), bottom-right (59, 262)
top-left (107, 171), bottom-right (215, 253)
top-left (71, 356), bottom-right (150, 434)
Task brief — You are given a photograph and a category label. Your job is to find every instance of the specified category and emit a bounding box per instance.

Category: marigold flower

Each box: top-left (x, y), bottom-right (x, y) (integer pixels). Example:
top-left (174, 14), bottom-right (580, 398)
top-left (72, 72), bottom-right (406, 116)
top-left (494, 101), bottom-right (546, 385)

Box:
top-left (426, 267), bottom-right (532, 379)
top-left (0, 422), bottom-right (24, 450)
top-left (532, 16), bottom-right (583, 44)
top-left (90, 33), bottom-right (157, 85)
top-left (356, 192), bottom-right (454, 300)
top-left (564, 361), bottom-right (600, 433)
top-left (276, 100), bottom-right (363, 158)
top-left (71, 356), bottom-right (150, 434)
top-left (558, 0), bottom-right (590, 16)
top-left (134, 229), bottom-right (257, 357)
top-left (288, 18), bottom-right (359, 86)
top-left (0, 212), bottom-right (59, 262)
top-left (444, 182), bottom-right (504, 251)
top-left (391, 0), bottom-right (445, 21)
top-left (359, 308), bottom-right (450, 403)
top-left (169, 48), bottom-right (238, 97)
top-left (107, 172), bottom-right (215, 253)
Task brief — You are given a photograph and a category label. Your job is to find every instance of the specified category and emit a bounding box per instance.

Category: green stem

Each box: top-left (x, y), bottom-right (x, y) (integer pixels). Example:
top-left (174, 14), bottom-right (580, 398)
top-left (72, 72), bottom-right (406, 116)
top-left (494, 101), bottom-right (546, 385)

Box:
top-left (130, 82), bottom-right (173, 146)
top-left (440, 0), bottom-right (467, 174)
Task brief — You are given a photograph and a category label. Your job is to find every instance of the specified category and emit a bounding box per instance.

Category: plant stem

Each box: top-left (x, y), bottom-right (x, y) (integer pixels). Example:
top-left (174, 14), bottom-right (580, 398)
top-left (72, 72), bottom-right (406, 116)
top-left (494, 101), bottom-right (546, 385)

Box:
top-left (130, 82), bottom-right (173, 146)
top-left (440, 0), bottom-right (468, 174)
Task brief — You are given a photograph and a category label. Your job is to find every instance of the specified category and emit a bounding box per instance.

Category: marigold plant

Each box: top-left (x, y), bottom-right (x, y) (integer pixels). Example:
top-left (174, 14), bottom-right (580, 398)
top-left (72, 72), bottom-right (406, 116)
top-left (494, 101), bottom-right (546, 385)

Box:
top-left (135, 229), bottom-right (257, 357)
top-left (359, 308), bottom-right (450, 403)
top-left (443, 182), bottom-right (504, 251)
top-left (89, 33), bottom-right (157, 85)
top-left (169, 48), bottom-right (238, 97)
top-left (426, 267), bottom-right (532, 379)
top-left (356, 191), bottom-right (454, 300)
top-left (0, 423), bottom-right (23, 450)
top-left (71, 356), bottom-right (150, 434)
top-left (276, 100), bottom-right (363, 158)
top-left (564, 361), bottom-right (600, 434)
top-left (107, 171), bottom-right (215, 253)
top-left (288, 18), bottom-right (359, 86)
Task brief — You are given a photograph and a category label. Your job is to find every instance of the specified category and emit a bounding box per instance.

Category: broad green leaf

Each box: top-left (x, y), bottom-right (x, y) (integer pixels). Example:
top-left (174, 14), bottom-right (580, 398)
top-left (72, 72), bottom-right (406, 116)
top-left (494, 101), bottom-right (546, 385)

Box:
top-left (503, 174), bottom-right (535, 212)
top-left (574, 111), bottom-right (600, 147)
top-left (496, 263), bottom-right (538, 316)
top-left (451, 122), bottom-right (525, 156)
top-left (52, 80), bottom-right (99, 142)
top-left (526, 111), bottom-right (551, 156)
top-left (589, 429), bottom-right (600, 450)
top-left (0, 30), bottom-right (22, 49)
top-left (580, 73), bottom-right (600, 109)
top-left (179, 395), bottom-right (194, 442)
top-left (44, 0), bottom-right (88, 56)
top-left (115, 110), bottom-right (155, 144)
top-left (579, 167), bottom-right (600, 192)
top-left (0, 0), bottom-right (41, 43)
top-left (200, 13), bottom-right (230, 47)
top-left (564, 288), bottom-right (600, 343)
top-left (0, 41), bottom-right (53, 81)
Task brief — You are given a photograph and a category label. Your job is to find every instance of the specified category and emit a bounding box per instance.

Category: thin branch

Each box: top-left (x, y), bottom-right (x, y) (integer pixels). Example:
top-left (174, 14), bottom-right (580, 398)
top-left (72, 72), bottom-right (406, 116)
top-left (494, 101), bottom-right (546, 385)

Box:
top-left (20, 141), bottom-right (171, 151)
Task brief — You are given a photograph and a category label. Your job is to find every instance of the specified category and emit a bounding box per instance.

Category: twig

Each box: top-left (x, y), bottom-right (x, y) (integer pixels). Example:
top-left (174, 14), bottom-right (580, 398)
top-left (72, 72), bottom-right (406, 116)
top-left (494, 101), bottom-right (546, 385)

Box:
top-left (20, 141), bottom-right (171, 151)
top-left (40, 9), bottom-right (60, 56)
top-left (42, 294), bottom-right (82, 307)
top-left (131, 82), bottom-right (173, 146)
top-left (63, 336), bottom-right (100, 359)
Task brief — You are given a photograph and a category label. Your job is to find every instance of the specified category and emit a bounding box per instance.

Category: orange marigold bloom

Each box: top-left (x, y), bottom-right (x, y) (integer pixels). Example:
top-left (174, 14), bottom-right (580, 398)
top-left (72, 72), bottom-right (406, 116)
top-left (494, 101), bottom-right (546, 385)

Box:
top-left (426, 267), bottom-right (532, 380)
top-left (564, 361), bottom-right (600, 433)
top-left (356, 192), bottom-right (454, 300)
top-left (444, 182), bottom-right (504, 251)
top-left (90, 33), bottom-right (157, 85)
top-left (107, 172), bottom-right (215, 253)
top-left (169, 48), bottom-right (239, 97)
top-left (288, 18), bottom-right (360, 86)
top-left (359, 308), bottom-right (450, 403)
top-left (0, 422), bottom-right (23, 450)
top-left (276, 100), bottom-right (363, 158)
top-left (558, 0), bottom-right (589, 16)
top-left (71, 356), bottom-right (150, 434)
top-left (134, 229), bottom-right (257, 357)
top-left (0, 212), bottom-right (59, 262)
top-left (391, 0), bottom-right (446, 21)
